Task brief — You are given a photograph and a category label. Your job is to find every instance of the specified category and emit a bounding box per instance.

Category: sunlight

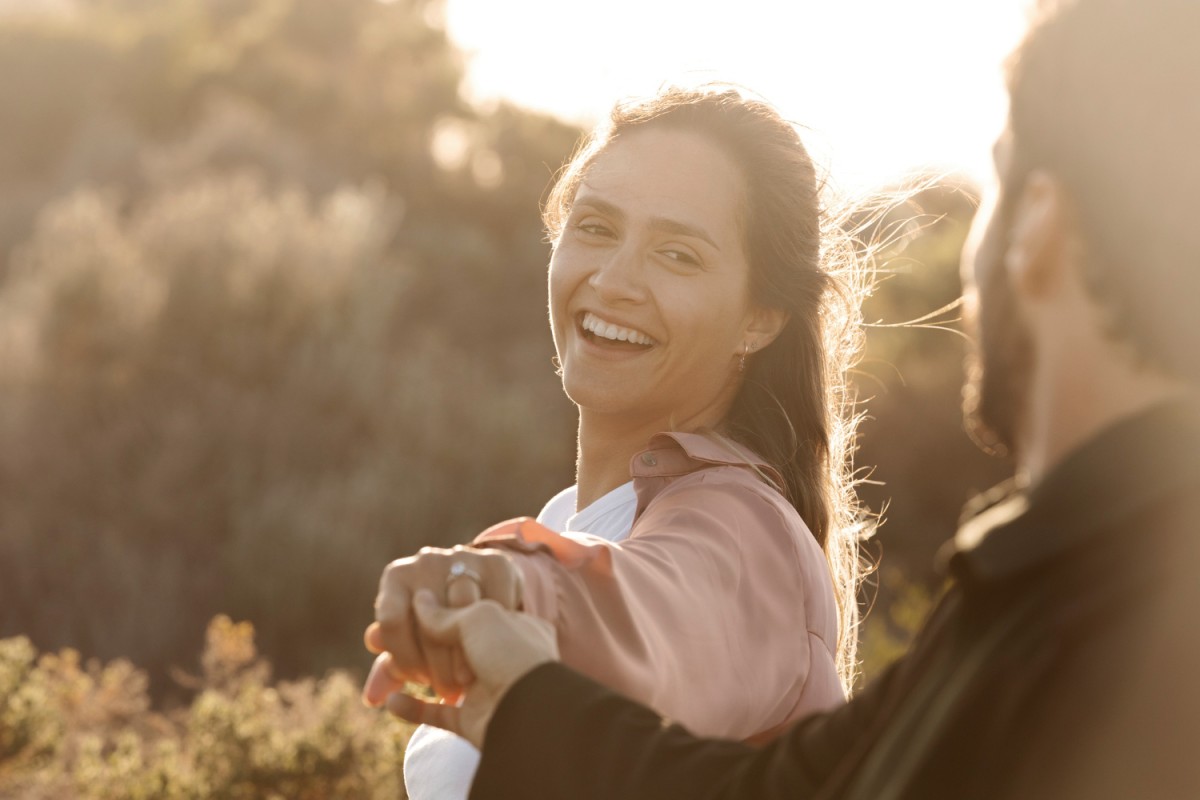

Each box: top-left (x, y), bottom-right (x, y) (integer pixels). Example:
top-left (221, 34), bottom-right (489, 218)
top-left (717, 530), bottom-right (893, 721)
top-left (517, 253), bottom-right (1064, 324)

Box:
top-left (444, 0), bottom-right (1027, 194)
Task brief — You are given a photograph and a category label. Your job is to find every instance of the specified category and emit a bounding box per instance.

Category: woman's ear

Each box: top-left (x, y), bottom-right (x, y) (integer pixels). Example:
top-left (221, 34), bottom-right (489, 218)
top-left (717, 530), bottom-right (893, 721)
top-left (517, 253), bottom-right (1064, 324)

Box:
top-left (743, 307), bottom-right (789, 352)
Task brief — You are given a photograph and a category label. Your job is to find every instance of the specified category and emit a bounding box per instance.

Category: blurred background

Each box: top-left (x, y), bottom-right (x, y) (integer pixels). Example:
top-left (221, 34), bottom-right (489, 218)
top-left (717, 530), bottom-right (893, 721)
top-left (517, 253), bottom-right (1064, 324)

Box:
top-left (0, 0), bottom-right (1015, 795)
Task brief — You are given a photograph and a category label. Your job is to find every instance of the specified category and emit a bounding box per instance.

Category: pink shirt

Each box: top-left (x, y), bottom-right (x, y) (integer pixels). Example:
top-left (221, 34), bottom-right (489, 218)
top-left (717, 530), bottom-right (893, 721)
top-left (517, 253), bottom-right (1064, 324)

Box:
top-left (476, 431), bottom-right (845, 739)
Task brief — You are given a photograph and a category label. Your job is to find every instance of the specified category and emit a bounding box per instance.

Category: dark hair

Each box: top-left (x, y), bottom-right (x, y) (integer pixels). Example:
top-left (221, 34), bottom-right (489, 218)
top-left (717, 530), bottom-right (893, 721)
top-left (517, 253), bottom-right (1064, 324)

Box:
top-left (544, 86), bottom-right (868, 688)
top-left (1006, 0), bottom-right (1200, 381)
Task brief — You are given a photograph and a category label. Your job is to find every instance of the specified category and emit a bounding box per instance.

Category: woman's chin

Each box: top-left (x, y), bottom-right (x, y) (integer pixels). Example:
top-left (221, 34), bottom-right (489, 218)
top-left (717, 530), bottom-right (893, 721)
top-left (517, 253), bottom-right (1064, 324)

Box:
top-left (562, 379), bottom-right (648, 422)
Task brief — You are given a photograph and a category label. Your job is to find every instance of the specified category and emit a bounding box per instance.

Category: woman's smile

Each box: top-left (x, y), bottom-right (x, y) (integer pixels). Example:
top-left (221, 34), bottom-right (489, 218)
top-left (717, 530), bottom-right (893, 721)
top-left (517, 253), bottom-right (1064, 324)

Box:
top-left (579, 311), bottom-right (657, 347)
top-left (575, 311), bottom-right (658, 360)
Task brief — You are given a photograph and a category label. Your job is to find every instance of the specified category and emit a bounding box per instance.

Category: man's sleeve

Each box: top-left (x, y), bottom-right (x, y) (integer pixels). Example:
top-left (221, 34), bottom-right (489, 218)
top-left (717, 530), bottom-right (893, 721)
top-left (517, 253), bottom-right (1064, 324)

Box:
top-left (469, 662), bottom-right (890, 800)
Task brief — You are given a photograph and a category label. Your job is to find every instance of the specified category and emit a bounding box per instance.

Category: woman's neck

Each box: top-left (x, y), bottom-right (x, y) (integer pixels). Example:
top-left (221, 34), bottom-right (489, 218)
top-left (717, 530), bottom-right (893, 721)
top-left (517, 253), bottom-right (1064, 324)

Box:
top-left (574, 404), bottom-right (729, 510)
top-left (574, 414), bottom-right (655, 511)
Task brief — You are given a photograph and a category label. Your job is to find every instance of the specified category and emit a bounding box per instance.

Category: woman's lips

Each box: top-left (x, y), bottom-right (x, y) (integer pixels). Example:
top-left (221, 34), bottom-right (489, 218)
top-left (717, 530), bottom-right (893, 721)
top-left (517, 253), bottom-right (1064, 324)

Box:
top-left (578, 311), bottom-right (656, 346)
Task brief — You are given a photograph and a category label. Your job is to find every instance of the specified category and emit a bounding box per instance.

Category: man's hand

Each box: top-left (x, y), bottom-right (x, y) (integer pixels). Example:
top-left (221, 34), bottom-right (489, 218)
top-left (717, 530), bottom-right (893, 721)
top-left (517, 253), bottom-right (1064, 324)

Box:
top-left (385, 590), bottom-right (559, 748)
top-left (362, 545), bottom-right (523, 706)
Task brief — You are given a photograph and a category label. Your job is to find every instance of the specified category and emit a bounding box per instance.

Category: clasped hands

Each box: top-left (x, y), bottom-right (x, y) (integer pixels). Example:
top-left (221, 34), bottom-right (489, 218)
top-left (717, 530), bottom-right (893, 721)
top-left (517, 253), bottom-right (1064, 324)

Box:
top-left (362, 545), bottom-right (559, 747)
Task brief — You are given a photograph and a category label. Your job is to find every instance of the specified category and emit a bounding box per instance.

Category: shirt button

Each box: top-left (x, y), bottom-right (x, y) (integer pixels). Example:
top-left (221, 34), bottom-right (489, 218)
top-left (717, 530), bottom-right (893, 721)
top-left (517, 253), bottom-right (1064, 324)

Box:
top-left (640, 453), bottom-right (657, 467)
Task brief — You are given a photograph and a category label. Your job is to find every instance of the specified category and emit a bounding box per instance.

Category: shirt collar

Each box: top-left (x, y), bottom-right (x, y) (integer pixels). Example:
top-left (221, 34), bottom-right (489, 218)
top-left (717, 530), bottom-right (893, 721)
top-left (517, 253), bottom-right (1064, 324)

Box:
top-left (629, 431), bottom-right (783, 485)
top-left (947, 397), bottom-right (1200, 584)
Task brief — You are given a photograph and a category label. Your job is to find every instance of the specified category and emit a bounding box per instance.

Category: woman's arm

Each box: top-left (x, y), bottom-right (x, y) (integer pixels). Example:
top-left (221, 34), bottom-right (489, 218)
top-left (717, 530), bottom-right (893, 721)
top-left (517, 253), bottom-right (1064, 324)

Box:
top-left (475, 475), bottom-right (838, 738)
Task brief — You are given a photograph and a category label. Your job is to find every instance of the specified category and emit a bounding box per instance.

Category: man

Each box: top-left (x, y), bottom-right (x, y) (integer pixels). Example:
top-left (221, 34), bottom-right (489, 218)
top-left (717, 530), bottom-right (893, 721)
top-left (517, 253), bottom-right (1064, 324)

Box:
top-left (370, 0), bottom-right (1200, 796)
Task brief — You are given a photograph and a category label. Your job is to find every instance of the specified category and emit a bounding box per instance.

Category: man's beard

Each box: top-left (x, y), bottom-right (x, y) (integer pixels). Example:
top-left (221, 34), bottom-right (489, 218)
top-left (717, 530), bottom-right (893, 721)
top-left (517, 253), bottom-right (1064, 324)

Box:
top-left (963, 235), bottom-right (1034, 461)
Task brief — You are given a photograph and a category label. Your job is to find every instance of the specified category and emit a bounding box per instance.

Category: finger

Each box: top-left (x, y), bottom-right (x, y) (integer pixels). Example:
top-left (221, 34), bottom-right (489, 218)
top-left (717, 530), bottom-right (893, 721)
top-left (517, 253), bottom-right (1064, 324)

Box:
top-left (412, 589), bottom-right (462, 644)
top-left (422, 639), bottom-right (462, 700)
top-left (376, 558), bottom-right (417, 622)
top-left (373, 589), bottom-right (433, 681)
top-left (372, 577), bottom-right (412, 650)
top-left (414, 589), bottom-right (498, 647)
top-left (362, 652), bottom-right (407, 707)
top-left (414, 582), bottom-right (468, 699)
top-left (451, 646), bottom-right (475, 688)
top-left (374, 617), bottom-right (430, 682)
top-left (415, 591), bottom-right (561, 690)
top-left (386, 691), bottom-right (463, 735)
top-left (445, 569), bottom-right (482, 686)
top-left (418, 585), bottom-right (467, 699)
top-left (364, 622), bottom-right (384, 654)
top-left (445, 568), bottom-right (483, 607)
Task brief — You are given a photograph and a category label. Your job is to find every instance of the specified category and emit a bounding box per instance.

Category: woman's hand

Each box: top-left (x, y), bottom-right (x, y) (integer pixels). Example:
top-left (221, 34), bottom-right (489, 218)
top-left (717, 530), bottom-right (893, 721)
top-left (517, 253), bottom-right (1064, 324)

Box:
top-left (386, 590), bottom-right (559, 748)
top-left (362, 545), bottom-right (523, 706)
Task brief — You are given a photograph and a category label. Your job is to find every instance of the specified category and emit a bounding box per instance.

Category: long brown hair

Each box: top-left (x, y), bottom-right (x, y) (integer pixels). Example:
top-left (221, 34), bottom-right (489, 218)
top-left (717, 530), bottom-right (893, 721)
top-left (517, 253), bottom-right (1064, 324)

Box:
top-left (544, 86), bottom-right (869, 690)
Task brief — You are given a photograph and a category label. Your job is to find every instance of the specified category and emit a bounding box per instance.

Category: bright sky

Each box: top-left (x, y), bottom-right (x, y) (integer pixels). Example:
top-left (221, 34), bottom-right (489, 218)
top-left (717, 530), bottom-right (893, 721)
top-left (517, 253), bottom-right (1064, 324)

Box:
top-left (442, 0), bottom-right (1030, 195)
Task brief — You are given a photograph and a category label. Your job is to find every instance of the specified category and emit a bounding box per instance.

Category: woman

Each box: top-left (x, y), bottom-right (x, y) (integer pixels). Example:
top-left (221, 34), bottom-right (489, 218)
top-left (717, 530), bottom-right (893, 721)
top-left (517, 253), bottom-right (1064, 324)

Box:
top-left (363, 85), bottom-right (868, 799)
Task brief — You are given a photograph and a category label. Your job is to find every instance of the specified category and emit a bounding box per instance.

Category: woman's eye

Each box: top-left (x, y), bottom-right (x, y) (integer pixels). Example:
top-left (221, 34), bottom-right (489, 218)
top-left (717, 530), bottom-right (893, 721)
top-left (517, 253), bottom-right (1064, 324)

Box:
top-left (575, 220), bottom-right (614, 238)
top-left (661, 249), bottom-right (701, 267)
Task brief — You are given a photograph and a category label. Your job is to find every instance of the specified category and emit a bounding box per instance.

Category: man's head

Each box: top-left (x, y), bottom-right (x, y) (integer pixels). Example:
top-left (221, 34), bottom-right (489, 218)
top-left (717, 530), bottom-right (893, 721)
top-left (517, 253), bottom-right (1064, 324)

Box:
top-left (962, 0), bottom-right (1200, 462)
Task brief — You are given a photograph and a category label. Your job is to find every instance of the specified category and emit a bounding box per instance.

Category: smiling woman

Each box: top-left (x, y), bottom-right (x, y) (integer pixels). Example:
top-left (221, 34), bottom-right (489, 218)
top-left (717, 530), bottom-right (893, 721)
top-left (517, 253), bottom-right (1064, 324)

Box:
top-left (549, 126), bottom-right (786, 475)
top-left (362, 85), bottom-right (870, 799)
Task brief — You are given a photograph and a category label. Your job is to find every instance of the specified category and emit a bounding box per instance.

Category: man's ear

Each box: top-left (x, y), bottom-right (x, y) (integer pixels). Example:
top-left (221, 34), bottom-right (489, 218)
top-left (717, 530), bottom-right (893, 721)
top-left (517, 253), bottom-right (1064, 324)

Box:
top-left (744, 307), bottom-right (789, 352)
top-left (1005, 169), bottom-right (1077, 299)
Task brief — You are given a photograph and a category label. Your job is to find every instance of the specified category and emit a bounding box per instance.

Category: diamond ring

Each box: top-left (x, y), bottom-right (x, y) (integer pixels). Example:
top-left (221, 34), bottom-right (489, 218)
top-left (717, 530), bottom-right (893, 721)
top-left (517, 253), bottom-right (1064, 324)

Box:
top-left (446, 561), bottom-right (483, 593)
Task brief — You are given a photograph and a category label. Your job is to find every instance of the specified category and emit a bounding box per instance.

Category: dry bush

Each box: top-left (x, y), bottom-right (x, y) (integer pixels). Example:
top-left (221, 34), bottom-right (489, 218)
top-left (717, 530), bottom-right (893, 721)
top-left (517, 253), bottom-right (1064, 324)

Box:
top-left (0, 617), bottom-right (410, 799)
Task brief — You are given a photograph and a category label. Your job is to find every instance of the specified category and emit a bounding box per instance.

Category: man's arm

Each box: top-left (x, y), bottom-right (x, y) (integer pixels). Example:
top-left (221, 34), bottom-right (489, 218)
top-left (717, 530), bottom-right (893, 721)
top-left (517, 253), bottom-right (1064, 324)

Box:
top-left (388, 591), bottom-right (890, 800)
top-left (469, 661), bottom-right (807, 800)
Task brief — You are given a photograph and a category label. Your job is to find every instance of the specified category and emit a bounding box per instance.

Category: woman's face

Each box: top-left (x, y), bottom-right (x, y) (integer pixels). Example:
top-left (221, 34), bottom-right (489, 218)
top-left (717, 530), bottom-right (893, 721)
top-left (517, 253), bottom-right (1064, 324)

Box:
top-left (549, 126), bottom-right (775, 431)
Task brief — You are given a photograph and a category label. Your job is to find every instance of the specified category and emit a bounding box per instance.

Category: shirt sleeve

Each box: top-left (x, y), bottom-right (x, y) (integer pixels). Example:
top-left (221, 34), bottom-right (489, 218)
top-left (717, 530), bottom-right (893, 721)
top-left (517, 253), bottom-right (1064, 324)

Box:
top-left (473, 474), bottom-right (838, 739)
top-left (469, 661), bottom-right (877, 800)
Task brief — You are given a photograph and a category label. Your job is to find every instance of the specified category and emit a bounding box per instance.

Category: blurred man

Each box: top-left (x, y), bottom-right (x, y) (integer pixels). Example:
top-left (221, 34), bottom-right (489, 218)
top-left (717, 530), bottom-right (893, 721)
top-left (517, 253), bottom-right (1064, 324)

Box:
top-left (375, 0), bottom-right (1200, 796)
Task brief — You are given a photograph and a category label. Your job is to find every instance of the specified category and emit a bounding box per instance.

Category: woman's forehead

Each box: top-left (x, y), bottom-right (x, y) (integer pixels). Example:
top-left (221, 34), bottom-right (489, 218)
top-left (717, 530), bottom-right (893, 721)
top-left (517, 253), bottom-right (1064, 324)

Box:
top-left (576, 127), bottom-right (744, 243)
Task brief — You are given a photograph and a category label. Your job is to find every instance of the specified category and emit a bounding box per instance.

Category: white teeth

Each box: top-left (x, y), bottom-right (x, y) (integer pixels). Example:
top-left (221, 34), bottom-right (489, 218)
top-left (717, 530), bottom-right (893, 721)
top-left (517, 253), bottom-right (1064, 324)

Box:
top-left (582, 312), bottom-right (655, 346)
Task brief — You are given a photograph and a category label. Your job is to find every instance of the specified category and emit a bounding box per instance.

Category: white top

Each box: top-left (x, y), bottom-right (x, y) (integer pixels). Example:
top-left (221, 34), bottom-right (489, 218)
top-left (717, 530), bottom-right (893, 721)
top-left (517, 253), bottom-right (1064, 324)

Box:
top-left (403, 482), bottom-right (638, 800)
top-left (535, 481), bottom-right (638, 542)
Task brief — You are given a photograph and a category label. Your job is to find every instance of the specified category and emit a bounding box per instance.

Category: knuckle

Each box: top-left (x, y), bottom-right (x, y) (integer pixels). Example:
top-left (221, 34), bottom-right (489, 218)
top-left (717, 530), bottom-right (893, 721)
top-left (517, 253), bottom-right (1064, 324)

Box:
top-left (387, 555), bottom-right (417, 571)
top-left (380, 560), bottom-right (413, 587)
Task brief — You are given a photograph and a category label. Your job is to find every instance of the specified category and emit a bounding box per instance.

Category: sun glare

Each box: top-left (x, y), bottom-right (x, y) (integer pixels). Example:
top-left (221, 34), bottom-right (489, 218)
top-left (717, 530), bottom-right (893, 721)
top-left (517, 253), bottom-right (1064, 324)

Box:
top-left (443, 0), bottom-right (1026, 195)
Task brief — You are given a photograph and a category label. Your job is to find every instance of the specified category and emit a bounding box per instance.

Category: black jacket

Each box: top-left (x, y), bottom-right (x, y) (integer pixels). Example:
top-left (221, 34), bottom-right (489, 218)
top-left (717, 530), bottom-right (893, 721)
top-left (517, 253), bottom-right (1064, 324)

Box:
top-left (470, 400), bottom-right (1200, 799)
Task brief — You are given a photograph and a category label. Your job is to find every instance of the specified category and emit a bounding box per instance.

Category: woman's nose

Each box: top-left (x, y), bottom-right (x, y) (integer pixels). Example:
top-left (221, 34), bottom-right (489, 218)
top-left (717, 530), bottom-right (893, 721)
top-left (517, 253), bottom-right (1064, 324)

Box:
top-left (587, 242), bottom-right (647, 304)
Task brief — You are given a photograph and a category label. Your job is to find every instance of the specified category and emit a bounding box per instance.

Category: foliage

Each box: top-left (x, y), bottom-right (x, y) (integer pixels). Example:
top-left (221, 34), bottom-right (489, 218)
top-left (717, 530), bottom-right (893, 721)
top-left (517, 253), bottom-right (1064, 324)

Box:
top-left (0, 0), bottom-right (580, 687)
top-left (0, 166), bottom-right (576, 685)
top-left (856, 569), bottom-right (939, 686)
top-left (0, 618), bottom-right (410, 799)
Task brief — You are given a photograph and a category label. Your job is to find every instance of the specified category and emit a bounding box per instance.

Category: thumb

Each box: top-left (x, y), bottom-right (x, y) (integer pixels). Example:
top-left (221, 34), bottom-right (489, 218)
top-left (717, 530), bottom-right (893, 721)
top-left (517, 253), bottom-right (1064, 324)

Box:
top-left (412, 589), bottom-right (465, 646)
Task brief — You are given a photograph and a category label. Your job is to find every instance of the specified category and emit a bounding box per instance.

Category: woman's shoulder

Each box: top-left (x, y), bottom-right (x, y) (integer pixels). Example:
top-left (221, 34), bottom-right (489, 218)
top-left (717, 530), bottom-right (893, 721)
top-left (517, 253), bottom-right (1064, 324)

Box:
top-left (648, 463), bottom-right (801, 527)
top-left (638, 431), bottom-right (787, 494)
top-left (637, 428), bottom-right (828, 543)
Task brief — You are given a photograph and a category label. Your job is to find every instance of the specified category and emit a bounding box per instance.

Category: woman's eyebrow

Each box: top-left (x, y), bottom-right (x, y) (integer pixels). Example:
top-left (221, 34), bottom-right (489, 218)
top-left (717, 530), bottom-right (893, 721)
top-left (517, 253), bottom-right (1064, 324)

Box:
top-left (574, 195), bottom-right (720, 251)
top-left (649, 216), bottom-right (719, 251)
top-left (573, 196), bottom-right (625, 221)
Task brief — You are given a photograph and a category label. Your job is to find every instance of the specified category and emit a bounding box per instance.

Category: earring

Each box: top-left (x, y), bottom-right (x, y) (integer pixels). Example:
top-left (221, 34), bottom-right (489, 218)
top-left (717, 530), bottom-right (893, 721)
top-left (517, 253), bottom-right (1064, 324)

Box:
top-left (738, 343), bottom-right (752, 373)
